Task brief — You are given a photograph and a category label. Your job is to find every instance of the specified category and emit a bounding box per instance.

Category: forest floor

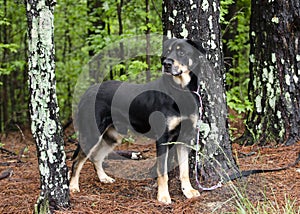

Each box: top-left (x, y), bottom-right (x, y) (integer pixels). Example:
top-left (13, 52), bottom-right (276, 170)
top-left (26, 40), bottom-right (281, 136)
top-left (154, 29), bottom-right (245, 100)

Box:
top-left (0, 113), bottom-right (299, 213)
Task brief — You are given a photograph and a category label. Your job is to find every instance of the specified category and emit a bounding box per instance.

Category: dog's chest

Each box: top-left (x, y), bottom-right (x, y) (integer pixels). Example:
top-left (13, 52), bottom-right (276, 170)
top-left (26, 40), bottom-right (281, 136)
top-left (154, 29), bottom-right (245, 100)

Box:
top-left (167, 114), bottom-right (198, 131)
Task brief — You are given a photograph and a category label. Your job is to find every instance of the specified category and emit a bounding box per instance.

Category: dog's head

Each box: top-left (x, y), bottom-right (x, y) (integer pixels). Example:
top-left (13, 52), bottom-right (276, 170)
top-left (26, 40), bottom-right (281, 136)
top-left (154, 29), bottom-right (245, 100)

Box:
top-left (161, 39), bottom-right (206, 88)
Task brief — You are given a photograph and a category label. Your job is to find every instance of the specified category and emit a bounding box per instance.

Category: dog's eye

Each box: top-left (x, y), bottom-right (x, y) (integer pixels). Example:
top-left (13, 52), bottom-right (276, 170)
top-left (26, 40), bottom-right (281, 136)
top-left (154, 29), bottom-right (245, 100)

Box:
top-left (178, 51), bottom-right (185, 56)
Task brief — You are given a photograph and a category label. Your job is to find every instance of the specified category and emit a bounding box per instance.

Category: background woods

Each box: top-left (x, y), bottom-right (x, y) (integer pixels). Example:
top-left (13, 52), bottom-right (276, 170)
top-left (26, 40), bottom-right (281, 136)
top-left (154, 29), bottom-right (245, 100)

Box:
top-left (0, 0), bottom-right (252, 134)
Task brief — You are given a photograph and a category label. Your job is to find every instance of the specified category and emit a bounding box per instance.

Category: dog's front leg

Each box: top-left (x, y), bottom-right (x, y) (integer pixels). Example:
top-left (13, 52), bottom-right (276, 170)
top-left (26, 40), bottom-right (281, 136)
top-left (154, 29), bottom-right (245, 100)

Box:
top-left (156, 142), bottom-right (171, 204)
top-left (176, 144), bottom-right (200, 199)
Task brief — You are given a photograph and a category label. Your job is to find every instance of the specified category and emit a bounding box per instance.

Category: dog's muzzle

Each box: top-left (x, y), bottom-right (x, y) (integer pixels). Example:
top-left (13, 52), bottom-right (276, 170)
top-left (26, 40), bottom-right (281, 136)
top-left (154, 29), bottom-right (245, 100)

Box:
top-left (163, 58), bottom-right (182, 76)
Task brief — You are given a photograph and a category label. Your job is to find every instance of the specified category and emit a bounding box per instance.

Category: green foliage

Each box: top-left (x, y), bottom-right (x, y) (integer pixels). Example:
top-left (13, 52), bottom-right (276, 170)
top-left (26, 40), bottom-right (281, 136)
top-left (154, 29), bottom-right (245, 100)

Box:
top-left (226, 80), bottom-right (252, 114)
top-left (0, 43), bottom-right (19, 53)
top-left (87, 0), bottom-right (162, 52)
top-left (113, 60), bottom-right (148, 81)
top-left (0, 0), bottom-right (254, 130)
top-left (0, 1), bottom-right (28, 130)
top-left (113, 58), bottom-right (162, 83)
top-left (122, 135), bottom-right (135, 144)
top-left (76, 0), bottom-right (162, 98)
top-left (0, 10), bottom-right (18, 79)
top-left (0, 12), bottom-right (10, 26)
top-left (221, 0), bottom-right (252, 114)
top-left (54, 0), bottom-right (90, 121)
top-left (86, 0), bottom-right (163, 89)
top-left (220, 0), bottom-right (235, 25)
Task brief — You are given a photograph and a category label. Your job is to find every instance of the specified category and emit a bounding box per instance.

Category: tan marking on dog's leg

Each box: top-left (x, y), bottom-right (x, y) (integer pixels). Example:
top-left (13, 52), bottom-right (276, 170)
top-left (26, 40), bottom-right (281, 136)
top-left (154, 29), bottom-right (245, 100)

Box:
top-left (157, 146), bottom-right (171, 204)
top-left (70, 131), bottom-right (107, 192)
top-left (177, 145), bottom-right (200, 199)
top-left (157, 173), bottom-right (171, 204)
top-left (94, 154), bottom-right (116, 183)
top-left (106, 127), bottom-right (123, 144)
top-left (92, 127), bottom-right (123, 183)
top-left (70, 149), bottom-right (88, 193)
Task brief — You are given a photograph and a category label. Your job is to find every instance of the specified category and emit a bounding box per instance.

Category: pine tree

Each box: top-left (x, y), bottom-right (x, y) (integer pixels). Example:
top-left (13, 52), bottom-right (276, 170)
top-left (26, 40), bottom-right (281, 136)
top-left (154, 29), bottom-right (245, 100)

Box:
top-left (26, 0), bottom-right (70, 212)
top-left (162, 0), bottom-right (239, 181)
top-left (244, 0), bottom-right (300, 145)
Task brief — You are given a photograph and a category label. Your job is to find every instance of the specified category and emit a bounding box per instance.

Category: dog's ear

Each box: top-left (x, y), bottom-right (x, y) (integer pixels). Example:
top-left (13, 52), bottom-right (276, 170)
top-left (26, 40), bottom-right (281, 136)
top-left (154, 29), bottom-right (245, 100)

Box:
top-left (186, 40), bottom-right (207, 55)
top-left (163, 38), bottom-right (177, 51)
top-left (161, 38), bottom-right (177, 63)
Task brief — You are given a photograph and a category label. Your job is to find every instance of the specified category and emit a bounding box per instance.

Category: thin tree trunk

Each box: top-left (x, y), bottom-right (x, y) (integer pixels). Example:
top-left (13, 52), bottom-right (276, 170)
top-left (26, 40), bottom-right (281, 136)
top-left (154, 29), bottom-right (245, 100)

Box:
top-left (222, 1), bottom-right (238, 74)
top-left (243, 0), bottom-right (300, 145)
top-left (26, 0), bottom-right (70, 212)
top-left (9, 70), bottom-right (17, 123)
top-left (87, 0), bottom-right (105, 57)
top-left (0, 86), bottom-right (2, 131)
top-left (145, 0), bottom-right (151, 82)
top-left (162, 0), bottom-right (238, 181)
top-left (117, 0), bottom-right (125, 76)
top-left (24, 32), bottom-right (30, 124)
top-left (1, 0), bottom-right (9, 131)
top-left (2, 76), bottom-right (8, 129)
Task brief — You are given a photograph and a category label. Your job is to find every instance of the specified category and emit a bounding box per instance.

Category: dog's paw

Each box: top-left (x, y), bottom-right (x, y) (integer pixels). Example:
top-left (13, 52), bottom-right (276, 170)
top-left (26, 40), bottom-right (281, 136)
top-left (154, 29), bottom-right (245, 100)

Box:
top-left (69, 178), bottom-right (80, 193)
top-left (100, 176), bottom-right (115, 183)
top-left (157, 193), bottom-right (172, 204)
top-left (182, 188), bottom-right (200, 199)
top-left (70, 185), bottom-right (80, 193)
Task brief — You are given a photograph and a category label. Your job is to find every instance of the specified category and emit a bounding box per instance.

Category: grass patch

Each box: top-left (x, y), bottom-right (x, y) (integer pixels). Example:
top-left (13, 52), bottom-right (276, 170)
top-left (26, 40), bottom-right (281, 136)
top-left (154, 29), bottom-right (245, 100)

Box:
top-left (232, 187), bottom-right (299, 214)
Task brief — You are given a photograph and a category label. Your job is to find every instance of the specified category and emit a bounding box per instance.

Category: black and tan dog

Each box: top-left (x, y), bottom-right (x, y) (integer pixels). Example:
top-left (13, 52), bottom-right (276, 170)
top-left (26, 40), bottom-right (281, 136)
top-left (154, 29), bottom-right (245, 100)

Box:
top-left (70, 39), bottom-right (207, 204)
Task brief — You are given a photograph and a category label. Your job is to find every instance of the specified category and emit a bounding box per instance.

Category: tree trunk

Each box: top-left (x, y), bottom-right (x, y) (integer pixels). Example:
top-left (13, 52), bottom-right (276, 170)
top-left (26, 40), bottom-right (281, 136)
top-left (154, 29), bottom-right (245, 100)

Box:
top-left (87, 0), bottom-right (105, 57)
top-left (26, 0), bottom-right (70, 213)
top-left (162, 0), bottom-right (238, 181)
top-left (244, 0), bottom-right (300, 145)
top-left (117, 0), bottom-right (125, 77)
top-left (145, 0), bottom-right (151, 82)
top-left (221, 1), bottom-right (238, 74)
top-left (1, 0), bottom-right (9, 131)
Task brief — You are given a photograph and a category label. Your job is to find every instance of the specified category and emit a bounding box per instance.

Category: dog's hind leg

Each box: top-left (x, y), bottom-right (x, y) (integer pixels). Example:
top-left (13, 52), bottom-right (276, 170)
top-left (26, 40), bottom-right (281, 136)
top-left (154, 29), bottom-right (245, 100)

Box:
top-left (176, 144), bottom-right (200, 199)
top-left (90, 126), bottom-right (123, 183)
top-left (70, 145), bottom-right (88, 192)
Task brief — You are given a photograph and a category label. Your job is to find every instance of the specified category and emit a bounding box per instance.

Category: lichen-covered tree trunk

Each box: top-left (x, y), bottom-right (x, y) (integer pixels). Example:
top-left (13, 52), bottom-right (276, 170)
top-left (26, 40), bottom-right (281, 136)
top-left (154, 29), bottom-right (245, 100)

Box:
top-left (26, 0), bottom-right (70, 213)
top-left (163, 0), bottom-right (238, 181)
top-left (244, 0), bottom-right (300, 145)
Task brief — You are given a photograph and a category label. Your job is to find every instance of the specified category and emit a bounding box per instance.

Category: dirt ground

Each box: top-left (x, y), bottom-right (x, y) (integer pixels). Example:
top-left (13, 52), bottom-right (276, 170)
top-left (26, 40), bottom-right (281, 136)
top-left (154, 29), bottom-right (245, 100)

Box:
top-left (0, 121), bottom-right (299, 213)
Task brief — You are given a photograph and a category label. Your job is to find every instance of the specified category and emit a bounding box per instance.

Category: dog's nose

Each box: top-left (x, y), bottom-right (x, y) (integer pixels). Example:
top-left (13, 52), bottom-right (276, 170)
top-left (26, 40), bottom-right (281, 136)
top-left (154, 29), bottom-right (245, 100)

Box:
top-left (163, 58), bottom-right (173, 69)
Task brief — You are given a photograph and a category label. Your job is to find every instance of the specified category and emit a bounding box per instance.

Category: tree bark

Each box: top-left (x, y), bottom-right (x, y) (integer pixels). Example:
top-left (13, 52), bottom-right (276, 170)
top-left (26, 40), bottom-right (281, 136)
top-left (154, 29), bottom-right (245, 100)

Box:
top-left (145, 0), bottom-right (151, 82)
top-left (87, 0), bottom-right (105, 57)
top-left (117, 0), bottom-right (125, 76)
top-left (162, 0), bottom-right (238, 181)
top-left (1, 0), bottom-right (9, 131)
top-left (26, 0), bottom-right (70, 213)
top-left (244, 0), bottom-right (300, 145)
